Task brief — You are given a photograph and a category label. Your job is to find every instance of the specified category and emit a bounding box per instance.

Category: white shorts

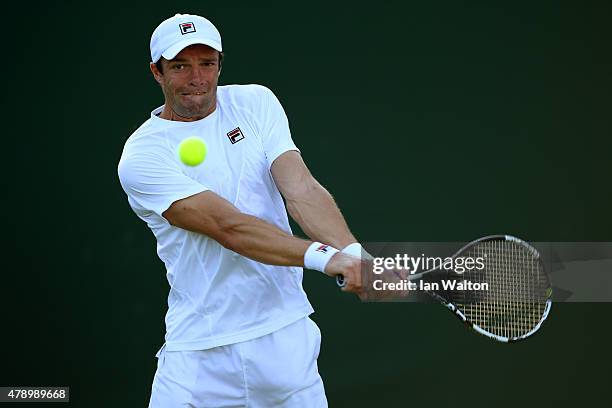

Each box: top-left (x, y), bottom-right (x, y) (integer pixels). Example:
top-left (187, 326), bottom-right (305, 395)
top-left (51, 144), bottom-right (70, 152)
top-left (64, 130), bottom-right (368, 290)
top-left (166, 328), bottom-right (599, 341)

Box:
top-left (148, 317), bottom-right (328, 408)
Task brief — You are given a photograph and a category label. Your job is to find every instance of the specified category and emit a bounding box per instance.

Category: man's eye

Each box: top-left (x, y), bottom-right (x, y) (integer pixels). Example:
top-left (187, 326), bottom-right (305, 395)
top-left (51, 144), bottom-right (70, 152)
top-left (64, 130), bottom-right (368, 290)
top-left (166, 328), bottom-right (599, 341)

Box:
top-left (173, 64), bottom-right (185, 70)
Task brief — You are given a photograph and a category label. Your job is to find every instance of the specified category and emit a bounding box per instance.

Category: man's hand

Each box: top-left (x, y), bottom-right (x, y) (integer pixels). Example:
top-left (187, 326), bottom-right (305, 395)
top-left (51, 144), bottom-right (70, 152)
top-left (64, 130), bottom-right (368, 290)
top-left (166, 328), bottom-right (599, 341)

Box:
top-left (324, 253), bottom-right (366, 299)
top-left (326, 253), bottom-right (413, 301)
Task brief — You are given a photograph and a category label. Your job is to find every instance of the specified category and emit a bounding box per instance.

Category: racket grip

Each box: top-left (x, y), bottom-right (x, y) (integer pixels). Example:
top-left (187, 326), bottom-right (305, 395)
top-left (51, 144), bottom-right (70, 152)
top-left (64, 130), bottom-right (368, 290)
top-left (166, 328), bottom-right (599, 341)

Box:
top-left (336, 274), bottom-right (347, 288)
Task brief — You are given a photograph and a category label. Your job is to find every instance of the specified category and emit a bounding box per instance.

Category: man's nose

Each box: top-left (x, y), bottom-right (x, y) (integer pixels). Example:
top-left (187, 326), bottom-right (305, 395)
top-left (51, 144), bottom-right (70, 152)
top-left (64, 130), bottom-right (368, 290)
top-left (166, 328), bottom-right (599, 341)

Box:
top-left (190, 66), bottom-right (206, 84)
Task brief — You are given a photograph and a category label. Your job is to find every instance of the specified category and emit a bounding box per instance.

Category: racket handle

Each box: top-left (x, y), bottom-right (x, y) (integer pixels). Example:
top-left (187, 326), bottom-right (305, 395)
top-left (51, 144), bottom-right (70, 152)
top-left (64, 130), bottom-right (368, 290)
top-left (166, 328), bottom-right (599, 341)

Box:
top-left (336, 274), bottom-right (347, 288)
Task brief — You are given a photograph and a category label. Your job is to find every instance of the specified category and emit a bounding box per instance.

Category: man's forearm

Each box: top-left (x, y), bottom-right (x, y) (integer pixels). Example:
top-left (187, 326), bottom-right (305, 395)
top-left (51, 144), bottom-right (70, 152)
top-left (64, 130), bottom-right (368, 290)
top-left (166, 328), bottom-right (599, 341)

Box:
top-left (222, 212), bottom-right (312, 266)
top-left (164, 190), bottom-right (312, 267)
top-left (285, 180), bottom-right (356, 249)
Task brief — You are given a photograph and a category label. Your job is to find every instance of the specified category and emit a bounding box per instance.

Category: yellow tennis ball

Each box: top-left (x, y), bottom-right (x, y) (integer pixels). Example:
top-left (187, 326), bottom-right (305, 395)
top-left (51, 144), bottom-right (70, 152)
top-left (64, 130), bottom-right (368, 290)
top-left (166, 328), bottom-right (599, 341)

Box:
top-left (178, 137), bottom-right (207, 166)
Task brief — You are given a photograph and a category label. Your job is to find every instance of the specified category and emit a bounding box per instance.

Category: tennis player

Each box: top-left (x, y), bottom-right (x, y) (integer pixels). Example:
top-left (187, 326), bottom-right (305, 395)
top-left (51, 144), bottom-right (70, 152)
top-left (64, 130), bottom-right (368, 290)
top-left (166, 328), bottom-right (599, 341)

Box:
top-left (118, 13), bottom-right (366, 407)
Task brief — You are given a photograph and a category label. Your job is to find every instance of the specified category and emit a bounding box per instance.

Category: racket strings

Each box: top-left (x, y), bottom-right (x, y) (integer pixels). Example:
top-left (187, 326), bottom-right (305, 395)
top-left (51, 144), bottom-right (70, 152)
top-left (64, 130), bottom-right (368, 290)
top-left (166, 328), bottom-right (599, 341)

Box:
top-left (446, 240), bottom-right (549, 340)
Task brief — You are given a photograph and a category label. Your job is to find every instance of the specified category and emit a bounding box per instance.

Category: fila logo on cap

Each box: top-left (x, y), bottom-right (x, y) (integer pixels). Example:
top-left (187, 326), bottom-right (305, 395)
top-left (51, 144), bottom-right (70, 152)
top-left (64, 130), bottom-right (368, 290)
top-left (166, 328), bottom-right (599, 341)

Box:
top-left (179, 22), bottom-right (196, 35)
top-left (227, 127), bottom-right (245, 144)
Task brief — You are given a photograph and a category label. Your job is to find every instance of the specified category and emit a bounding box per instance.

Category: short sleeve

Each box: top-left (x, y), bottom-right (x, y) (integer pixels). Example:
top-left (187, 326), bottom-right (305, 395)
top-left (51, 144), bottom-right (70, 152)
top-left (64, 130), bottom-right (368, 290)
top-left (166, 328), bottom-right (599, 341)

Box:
top-left (258, 87), bottom-right (300, 168)
top-left (118, 153), bottom-right (208, 219)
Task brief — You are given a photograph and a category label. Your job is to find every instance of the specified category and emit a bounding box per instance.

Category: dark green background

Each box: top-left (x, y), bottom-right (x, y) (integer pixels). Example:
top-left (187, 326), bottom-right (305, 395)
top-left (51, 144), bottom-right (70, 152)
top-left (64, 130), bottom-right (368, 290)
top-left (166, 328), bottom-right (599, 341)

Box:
top-left (3, 1), bottom-right (611, 406)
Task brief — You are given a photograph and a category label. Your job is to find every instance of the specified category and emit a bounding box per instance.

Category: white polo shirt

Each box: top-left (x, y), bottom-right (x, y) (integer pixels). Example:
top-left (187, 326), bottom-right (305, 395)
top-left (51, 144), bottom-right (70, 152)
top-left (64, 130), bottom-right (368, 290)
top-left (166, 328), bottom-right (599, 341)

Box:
top-left (118, 84), bottom-right (314, 351)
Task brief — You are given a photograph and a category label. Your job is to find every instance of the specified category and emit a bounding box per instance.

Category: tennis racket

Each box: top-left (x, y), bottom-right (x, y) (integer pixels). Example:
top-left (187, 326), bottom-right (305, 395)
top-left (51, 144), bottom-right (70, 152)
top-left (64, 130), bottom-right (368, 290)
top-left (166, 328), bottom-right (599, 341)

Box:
top-left (336, 235), bottom-right (552, 342)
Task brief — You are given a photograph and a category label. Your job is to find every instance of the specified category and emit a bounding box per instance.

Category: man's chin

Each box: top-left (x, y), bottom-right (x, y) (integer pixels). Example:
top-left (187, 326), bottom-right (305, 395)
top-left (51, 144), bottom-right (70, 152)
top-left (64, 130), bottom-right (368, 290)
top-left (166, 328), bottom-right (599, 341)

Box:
top-left (176, 102), bottom-right (213, 119)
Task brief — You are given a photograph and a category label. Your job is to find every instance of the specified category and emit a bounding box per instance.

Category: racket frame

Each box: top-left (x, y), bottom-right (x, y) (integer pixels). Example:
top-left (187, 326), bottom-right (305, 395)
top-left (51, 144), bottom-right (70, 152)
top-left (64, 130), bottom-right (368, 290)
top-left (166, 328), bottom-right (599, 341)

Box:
top-left (336, 235), bottom-right (553, 342)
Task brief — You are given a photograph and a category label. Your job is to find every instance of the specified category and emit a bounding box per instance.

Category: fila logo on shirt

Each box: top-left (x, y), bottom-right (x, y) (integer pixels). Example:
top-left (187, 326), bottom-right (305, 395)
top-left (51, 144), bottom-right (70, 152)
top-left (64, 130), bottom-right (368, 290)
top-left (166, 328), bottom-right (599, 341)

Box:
top-left (227, 127), bottom-right (245, 144)
top-left (179, 22), bottom-right (196, 35)
top-left (316, 245), bottom-right (330, 254)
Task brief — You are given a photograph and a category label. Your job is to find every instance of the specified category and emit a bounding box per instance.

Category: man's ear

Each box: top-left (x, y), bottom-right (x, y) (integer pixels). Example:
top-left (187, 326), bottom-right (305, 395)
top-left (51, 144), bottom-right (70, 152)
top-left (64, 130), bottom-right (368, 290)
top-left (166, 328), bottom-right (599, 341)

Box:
top-left (150, 62), bottom-right (164, 84)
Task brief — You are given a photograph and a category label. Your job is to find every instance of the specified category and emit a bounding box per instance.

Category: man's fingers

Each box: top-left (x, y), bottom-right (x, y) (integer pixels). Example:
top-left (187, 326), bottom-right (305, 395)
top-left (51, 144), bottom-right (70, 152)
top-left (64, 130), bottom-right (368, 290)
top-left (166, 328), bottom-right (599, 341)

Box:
top-left (324, 253), bottom-right (368, 297)
top-left (339, 271), bottom-right (364, 294)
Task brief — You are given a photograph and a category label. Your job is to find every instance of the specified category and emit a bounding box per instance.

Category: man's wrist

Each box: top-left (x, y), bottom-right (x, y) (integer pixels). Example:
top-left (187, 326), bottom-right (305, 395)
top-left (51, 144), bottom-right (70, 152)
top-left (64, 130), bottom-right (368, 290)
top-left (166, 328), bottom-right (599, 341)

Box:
top-left (304, 242), bottom-right (339, 273)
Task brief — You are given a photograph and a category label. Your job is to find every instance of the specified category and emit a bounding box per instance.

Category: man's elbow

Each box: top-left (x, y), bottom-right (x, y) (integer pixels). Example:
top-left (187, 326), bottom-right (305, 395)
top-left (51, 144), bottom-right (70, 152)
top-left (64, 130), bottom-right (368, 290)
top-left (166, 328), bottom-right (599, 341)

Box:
top-left (162, 192), bottom-right (253, 253)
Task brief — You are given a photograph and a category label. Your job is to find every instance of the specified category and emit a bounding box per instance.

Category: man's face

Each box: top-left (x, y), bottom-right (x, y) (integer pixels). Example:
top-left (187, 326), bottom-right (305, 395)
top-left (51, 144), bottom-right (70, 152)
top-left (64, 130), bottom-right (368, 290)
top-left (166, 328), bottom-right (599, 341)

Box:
top-left (151, 44), bottom-right (220, 121)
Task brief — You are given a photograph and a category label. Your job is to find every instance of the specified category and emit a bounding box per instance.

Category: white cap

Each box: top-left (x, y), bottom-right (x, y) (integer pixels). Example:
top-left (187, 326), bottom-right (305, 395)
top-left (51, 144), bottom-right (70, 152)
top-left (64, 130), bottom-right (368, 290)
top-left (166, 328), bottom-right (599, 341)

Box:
top-left (150, 14), bottom-right (222, 63)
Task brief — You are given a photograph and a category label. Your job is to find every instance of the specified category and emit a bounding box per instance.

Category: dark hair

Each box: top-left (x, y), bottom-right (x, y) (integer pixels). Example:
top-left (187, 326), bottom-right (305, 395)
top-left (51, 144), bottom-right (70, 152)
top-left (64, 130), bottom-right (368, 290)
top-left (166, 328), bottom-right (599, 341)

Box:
top-left (155, 51), bottom-right (224, 74)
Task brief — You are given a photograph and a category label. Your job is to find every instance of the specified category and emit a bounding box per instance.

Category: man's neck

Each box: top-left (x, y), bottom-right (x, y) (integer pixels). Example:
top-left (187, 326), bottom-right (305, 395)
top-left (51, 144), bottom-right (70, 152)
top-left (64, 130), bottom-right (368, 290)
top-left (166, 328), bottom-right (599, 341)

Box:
top-left (159, 103), bottom-right (216, 122)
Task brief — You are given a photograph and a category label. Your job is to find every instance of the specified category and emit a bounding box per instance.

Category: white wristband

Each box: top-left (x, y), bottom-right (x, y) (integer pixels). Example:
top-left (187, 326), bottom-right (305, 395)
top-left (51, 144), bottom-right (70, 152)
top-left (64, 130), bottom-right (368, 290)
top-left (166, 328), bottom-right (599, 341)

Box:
top-left (341, 243), bottom-right (373, 260)
top-left (341, 242), bottom-right (363, 258)
top-left (304, 242), bottom-right (339, 273)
